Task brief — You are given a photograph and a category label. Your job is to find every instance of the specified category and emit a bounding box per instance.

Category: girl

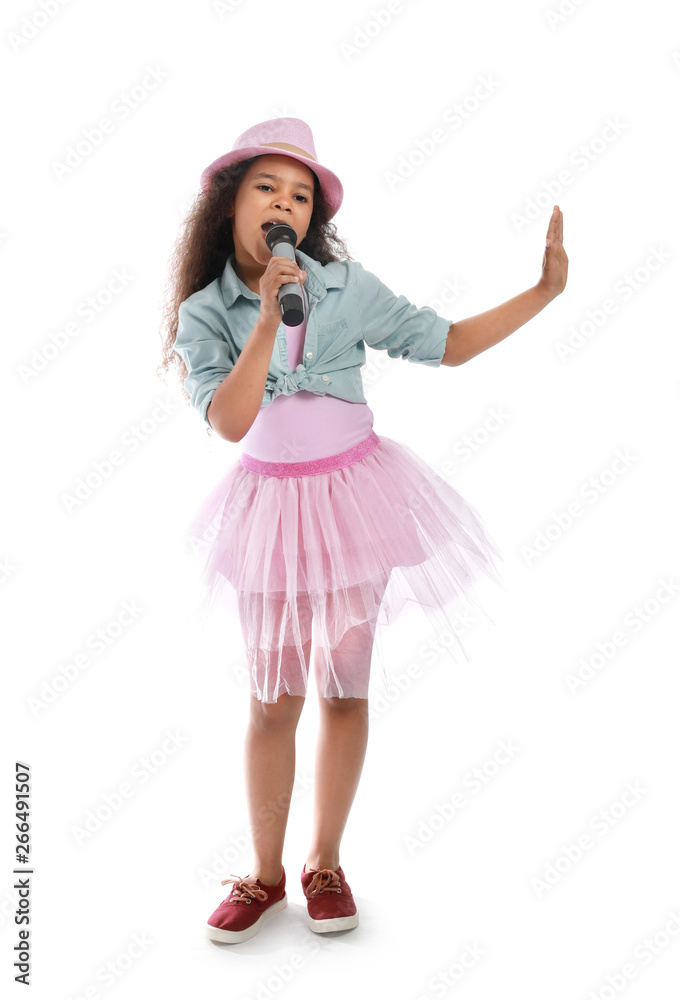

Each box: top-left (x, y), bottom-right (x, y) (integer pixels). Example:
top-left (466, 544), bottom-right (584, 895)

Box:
top-left (157, 117), bottom-right (567, 944)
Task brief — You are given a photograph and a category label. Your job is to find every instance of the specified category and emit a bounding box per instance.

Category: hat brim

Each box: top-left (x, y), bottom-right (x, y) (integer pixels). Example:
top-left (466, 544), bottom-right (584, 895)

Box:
top-left (200, 146), bottom-right (343, 219)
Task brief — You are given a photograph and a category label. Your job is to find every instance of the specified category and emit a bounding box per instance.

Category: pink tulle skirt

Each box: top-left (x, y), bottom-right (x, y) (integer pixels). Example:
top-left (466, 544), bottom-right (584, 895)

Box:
top-left (186, 430), bottom-right (504, 703)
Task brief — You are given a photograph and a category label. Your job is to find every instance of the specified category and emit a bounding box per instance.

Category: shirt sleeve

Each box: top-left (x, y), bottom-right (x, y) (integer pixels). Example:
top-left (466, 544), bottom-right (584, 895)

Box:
top-left (173, 293), bottom-right (236, 427)
top-left (353, 260), bottom-right (451, 367)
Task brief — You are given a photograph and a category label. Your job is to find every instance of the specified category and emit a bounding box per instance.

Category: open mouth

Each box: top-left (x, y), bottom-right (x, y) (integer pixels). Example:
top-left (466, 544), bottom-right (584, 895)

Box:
top-left (261, 220), bottom-right (297, 247)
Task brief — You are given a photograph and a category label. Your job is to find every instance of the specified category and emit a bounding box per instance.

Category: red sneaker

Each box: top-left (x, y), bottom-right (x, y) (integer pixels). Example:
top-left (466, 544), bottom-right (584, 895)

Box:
top-left (300, 864), bottom-right (358, 933)
top-left (205, 868), bottom-right (287, 943)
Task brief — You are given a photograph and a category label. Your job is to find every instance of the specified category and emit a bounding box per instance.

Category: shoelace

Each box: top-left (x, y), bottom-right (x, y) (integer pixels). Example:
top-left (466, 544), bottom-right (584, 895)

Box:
top-left (220, 874), bottom-right (268, 904)
top-left (305, 867), bottom-right (342, 898)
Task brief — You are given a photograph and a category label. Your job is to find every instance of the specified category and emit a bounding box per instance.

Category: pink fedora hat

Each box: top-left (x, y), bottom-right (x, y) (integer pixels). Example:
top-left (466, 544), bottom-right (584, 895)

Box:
top-left (199, 117), bottom-right (343, 219)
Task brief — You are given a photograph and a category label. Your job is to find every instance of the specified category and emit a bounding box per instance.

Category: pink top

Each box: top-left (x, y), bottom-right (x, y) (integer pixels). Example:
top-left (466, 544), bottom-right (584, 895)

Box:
top-left (240, 285), bottom-right (374, 463)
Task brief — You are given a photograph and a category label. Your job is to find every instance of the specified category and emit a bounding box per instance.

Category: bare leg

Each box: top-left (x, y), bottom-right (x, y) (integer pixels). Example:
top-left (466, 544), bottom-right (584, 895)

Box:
top-left (239, 591), bottom-right (313, 884)
top-left (305, 690), bottom-right (369, 872)
top-left (244, 688), bottom-right (305, 884)
top-left (305, 577), bottom-right (388, 871)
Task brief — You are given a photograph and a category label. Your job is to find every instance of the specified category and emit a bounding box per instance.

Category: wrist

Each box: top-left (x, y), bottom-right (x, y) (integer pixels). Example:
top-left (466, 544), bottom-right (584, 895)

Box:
top-left (255, 315), bottom-right (281, 336)
top-left (533, 281), bottom-right (557, 307)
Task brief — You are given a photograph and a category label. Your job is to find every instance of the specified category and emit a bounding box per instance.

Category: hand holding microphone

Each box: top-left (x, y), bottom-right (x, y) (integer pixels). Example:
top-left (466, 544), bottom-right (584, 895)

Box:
top-left (264, 223), bottom-right (305, 326)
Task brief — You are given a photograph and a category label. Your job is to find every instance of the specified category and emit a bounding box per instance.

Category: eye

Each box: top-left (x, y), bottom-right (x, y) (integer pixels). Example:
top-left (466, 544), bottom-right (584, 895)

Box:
top-left (257, 184), bottom-right (307, 202)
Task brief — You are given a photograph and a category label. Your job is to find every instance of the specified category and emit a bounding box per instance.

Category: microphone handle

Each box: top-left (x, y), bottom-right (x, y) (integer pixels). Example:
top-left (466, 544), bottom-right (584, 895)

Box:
top-left (272, 242), bottom-right (304, 326)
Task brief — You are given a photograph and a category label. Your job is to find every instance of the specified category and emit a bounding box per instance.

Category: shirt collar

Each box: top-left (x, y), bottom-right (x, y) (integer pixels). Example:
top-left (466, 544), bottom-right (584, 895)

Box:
top-left (220, 247), bottom-right (347, 309)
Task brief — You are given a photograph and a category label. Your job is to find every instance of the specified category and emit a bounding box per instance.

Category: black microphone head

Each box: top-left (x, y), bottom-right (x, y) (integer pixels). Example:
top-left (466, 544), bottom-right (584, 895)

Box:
top-left (264, 222), bottom-right (297, 250)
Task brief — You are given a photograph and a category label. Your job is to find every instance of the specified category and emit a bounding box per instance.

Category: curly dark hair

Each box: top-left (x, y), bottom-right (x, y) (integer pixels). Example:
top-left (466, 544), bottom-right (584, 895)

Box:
top-left (156, 155), bottom-right (353, 432)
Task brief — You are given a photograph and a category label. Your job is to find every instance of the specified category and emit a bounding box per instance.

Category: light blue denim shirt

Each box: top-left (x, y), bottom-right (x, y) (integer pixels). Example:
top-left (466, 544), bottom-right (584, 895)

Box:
top-left (173, 247), bottom-right (452, 428)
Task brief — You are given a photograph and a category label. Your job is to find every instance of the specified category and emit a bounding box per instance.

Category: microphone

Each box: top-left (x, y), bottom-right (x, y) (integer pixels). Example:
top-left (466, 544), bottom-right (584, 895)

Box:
top-left (264, 223), bottom-right (304, 326)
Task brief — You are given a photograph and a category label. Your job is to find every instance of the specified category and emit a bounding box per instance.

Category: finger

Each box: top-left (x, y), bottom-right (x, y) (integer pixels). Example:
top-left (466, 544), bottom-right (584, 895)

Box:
top-left (553, 205), bottom-right (563, 244)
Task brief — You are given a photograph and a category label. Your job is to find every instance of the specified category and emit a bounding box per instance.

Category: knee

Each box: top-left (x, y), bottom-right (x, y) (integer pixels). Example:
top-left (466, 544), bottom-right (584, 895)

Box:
top-left (249, 693), bottom-right (305, 732)
top-left (320, 695), bottom-right (369, 716)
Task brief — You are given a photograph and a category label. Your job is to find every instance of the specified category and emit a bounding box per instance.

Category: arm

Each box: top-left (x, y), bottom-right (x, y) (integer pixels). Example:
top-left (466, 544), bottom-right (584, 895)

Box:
top-left (356, 261), bottom-right (452, 367)
top-left (441, 285), bottom-right (554, 366)
top-left (173, 296), bottom-right (279, 441)
top-left (441, 205), bottom-right (568, 367)
top-left (207, 317), bottom-right (279, 442)
top-left (207, 257), bottom-right (308, 440)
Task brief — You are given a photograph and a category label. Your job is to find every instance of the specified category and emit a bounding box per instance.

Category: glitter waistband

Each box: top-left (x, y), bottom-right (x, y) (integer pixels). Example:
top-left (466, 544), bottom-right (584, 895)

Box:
top-left (240, 430), bottom-right (381, 478)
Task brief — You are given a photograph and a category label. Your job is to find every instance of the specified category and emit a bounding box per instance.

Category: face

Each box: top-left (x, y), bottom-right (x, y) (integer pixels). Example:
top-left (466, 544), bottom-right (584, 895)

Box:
top-left (228, 154), bottom-right (315, 272)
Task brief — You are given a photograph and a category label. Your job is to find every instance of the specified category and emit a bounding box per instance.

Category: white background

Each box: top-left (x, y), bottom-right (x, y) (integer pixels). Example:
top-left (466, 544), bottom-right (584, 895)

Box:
top-left (3, 0), bottom-right (680, 997)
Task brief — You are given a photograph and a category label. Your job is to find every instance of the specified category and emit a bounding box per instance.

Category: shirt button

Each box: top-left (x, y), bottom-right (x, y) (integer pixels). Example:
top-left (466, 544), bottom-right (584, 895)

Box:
top-left (321, 375), bottom-right (329, 381)
top-left (305, 352), bottom-right (313, 359)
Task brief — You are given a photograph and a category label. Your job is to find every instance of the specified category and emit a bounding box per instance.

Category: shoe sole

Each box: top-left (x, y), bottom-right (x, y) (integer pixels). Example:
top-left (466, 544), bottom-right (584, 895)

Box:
top-left (307, 911), bottom-right (359, 933)
top-left (206, 894), bottom-right (288, 943)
